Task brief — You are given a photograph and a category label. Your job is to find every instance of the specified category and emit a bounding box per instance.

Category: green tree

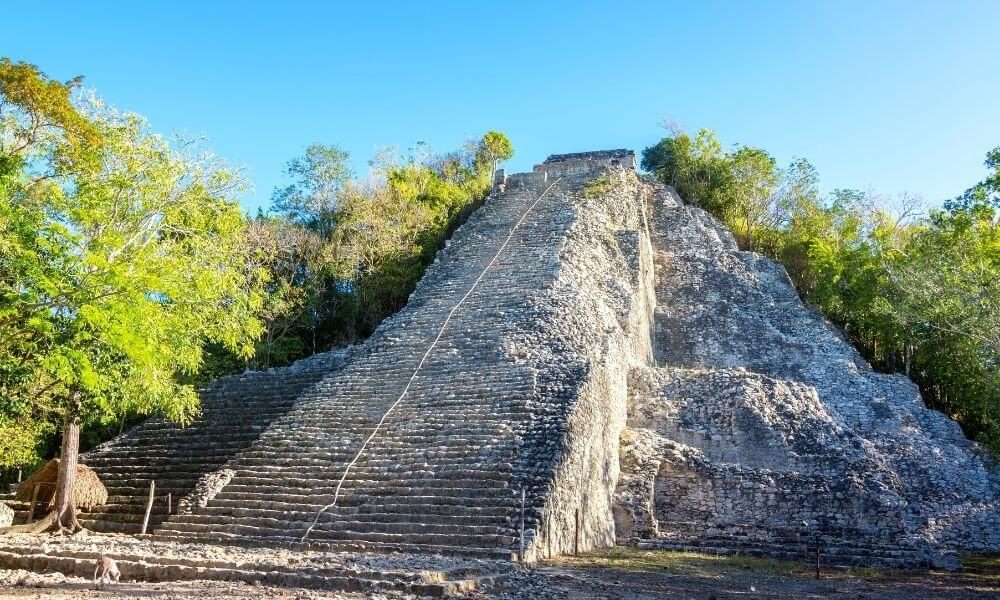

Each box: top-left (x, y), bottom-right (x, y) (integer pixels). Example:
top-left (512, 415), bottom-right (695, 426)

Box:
top-left (476, 130), bottom-right (514, 177)
top-left (1, 63), bottom-right (264, 531)
top-left (333, 132), bottom-right (505, 337)
top-left (641, 129), bottom-right (733, 216)
top-left (1, 59), bottom-right (102, 473)
top-left (0, 58), bottom-right (100, 179)
top-left (645, 128), bottom-right (1000, 453)
top-left (727, 146), bottom-right (779, 251)
top-left (889, 159), bottom-right (1000, 451)
top-left (244, 215), bottom-right (333, 366)
top-left (271, 143), bottom-right (353, 241)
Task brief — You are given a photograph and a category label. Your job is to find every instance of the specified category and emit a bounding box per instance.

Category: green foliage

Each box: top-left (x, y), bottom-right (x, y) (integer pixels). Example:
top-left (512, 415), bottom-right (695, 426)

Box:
top-left (0, 59), bottom-right (265, 469)
top-left (477, 130), bottom-right (514, 174)
top-left (641, 129), bottom-right (733, 216)
top-left (222, 132), bottom-right (511, 371)
top-left (728, 146), bottom-right (779, 251)
top-left (0, 58), bottom-right (100, 177)
top-left (641, 131), bottom-right (812, 251)
top-left (582, 173), bottom-right (616, 198)
top-left (645, 131), bottom-right (1000, 454)
top-left (270, 143), bottom-right (352, 240)
top-left (242, 214), bottom-right (333, 368)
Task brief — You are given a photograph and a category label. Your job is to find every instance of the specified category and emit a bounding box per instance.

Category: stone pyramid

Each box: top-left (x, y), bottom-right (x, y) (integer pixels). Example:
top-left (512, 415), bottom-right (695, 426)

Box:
top-left (79, 151), bottom-right (998, 565)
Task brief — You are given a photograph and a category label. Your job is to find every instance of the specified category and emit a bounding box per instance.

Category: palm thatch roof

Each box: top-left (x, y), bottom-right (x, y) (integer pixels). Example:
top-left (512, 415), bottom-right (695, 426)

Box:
top-left (14, 459), bottom-right (108, 510)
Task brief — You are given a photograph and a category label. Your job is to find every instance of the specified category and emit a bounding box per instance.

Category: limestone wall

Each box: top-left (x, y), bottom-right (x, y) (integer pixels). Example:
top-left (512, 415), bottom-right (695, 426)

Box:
top-left (519, 158), bottom-right (655, 559)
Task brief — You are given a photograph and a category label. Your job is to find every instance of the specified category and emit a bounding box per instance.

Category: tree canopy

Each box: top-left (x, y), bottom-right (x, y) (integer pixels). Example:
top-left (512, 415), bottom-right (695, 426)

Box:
top-left (1, 60), bottom-right (516, 499)
top-left (1, 59), bottom-right (266, 529)
top-left (643, 130), bottom-right (1000, 454)
top-left (239, 132), bottom-right (512, 366)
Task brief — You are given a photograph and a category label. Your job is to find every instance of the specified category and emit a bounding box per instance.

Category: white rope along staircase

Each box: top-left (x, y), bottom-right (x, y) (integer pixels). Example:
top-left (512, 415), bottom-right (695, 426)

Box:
top-left (299, 176), bottom-right (563, 543)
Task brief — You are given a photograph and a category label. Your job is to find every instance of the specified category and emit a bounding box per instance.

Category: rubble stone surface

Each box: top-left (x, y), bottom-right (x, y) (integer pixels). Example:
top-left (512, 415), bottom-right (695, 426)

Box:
top-left (613, 181), bottom-right (999, 564)
top-left (175, 470), bottom-right (235, 516)
top-left (0, 532), bottom-right (511, 596)
top-left (0, 502), bottom-right (13, 528)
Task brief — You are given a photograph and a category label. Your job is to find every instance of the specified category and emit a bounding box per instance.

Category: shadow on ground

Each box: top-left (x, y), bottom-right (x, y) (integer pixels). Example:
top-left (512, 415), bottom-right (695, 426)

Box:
top-left (2, 548), bottom-right (998, 599)
top-left (475, 547), bottom-right (1000, 599)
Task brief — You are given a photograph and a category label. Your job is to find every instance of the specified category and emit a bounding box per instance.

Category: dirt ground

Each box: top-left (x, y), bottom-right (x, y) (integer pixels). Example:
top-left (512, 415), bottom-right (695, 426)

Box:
top-left (0, 572), bottom-right (379, 600)
top-left (1, 548), bottom-right (998, 599)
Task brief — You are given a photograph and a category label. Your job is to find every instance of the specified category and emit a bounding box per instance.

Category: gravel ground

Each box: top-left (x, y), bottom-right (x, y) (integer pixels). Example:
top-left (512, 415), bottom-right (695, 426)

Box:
top-left (0, 569), bottom-right (413, 598)
top-left (3, 562), bottom-right (997, 599)
top-left (473, 565), bottom-right (1000, 599)
top-left (0, 533), bottom-right (507, 577)
top-left (1, 539), bottom-right (997, 599)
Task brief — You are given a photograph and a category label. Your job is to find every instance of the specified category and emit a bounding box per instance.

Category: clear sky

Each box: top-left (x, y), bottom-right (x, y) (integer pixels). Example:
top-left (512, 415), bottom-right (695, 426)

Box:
top-left (5, 1), bottom-right (999, 213)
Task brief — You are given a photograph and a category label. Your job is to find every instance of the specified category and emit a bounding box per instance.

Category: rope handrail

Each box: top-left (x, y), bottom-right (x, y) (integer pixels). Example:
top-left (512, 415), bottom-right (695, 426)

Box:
top-left (299, 175), bottom-right (562, 543)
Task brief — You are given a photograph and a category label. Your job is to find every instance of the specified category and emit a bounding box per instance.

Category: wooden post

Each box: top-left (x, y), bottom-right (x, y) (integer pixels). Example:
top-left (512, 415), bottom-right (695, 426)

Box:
top-left (519, 487), bottom-right (526, 562)
top-left (546, 515), bottom-right (552, 559)
top-left (814, 532), bottom-right (821, 579)
top-left (140, 480), bottom-right (155, 535)
top-left (574, 508), bottom-right (580, 556)
top-left (27, 484), bottom-right (39, 524)
top-left (167, 492), bottom-right (172, 514)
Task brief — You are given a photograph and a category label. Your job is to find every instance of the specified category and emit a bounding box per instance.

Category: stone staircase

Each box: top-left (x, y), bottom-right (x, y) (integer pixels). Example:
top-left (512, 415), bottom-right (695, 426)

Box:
top-left (77, 350), bottom-right (350, 534)
top-left (152, 173), bottom-right (569, 558)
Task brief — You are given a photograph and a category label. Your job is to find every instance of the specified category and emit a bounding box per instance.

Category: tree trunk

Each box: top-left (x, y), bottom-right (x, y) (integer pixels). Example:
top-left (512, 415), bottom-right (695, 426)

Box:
top-left (52, 392), bottom-right (83, 533)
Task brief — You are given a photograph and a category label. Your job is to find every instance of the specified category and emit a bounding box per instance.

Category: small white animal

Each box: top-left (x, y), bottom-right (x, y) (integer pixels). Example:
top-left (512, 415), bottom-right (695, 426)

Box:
top-left (93, 555), bottom-right (121, 588)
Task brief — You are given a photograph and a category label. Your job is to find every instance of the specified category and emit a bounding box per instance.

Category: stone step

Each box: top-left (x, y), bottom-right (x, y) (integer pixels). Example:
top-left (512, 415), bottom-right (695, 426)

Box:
top-left (163, 514), bottom-right (511, 540)
top-left (159, 519), bottom-right (514, 548)
top-left (224, 475), bottom-right (511, 490)
top-left (208, 498), bottom-right (516, 520)
top-left (152, 531), bottom-right (519, 561)
top-left (229, 463), bottom-right (516, 477)
top-left (77, 519), bottom-right (151, 534)
top-left (104, 495), bottom-right (181, 506)
top-left (87, 440), bottom-right (277, 454)
top-left (82, 504), bottom-right (169, 520)
top-left (215, 485), bottom-right (520, 503)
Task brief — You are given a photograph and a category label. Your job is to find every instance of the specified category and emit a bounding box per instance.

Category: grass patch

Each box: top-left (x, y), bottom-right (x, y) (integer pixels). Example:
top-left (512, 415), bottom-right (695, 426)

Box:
top-left (959, 554), bottom-right (1000, 583)
top-left (962, 554), bottom-right (1000, 574)
top-left (581, 173), bottom-right (616, 198)
top-left (549, 547), bottom-right (1000, 586)
top-left (549, 546), bottom-right (808, 579)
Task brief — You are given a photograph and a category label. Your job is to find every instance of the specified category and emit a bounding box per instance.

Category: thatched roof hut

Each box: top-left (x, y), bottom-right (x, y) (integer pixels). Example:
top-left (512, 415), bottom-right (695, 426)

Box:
top-left (15, 459), bottom-right (107, 510)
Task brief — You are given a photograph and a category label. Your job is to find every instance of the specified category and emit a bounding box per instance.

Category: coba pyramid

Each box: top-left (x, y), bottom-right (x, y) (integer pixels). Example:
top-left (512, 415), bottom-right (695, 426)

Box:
top-left (80, 151), bottom-right (998, 566)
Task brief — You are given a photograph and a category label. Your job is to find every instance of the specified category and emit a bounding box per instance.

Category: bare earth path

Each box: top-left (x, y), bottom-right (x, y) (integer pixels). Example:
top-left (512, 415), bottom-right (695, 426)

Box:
top-left (2, 547), bottom-right (997, 599)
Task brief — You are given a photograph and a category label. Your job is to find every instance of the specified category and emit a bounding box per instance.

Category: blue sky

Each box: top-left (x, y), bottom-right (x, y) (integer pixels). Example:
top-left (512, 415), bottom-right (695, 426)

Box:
top-left (5, 1), bottom-right (999, 213)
